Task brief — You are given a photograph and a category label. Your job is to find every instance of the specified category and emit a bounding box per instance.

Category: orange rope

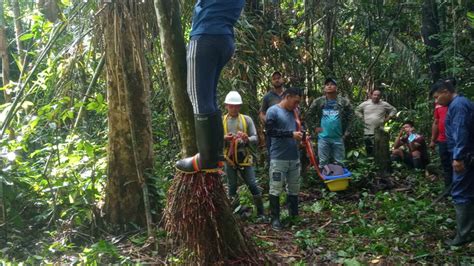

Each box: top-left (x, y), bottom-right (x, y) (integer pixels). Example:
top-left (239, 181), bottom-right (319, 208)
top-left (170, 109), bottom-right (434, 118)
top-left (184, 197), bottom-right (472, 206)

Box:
top-left (294, 109), bottom-right (324, 180)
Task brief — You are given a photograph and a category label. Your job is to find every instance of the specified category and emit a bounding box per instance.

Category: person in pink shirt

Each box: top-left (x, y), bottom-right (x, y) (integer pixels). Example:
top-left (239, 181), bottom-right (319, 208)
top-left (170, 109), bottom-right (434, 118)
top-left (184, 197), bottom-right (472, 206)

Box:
top-left (430, 104), bottom-right (453, 195)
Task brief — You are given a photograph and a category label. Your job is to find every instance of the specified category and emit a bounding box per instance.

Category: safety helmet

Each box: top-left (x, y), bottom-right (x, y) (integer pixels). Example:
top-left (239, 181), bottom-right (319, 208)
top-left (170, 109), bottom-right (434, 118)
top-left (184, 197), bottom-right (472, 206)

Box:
top-left (224, 91), bottom-right (243, 105)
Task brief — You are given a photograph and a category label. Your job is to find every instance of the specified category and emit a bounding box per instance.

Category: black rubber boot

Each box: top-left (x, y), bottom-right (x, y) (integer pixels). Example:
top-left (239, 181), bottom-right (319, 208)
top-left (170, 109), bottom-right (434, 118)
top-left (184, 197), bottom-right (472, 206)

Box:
top-left (253, 195), bottom-right (268, 223)
top-left (288, 195), bottom-right (299, 217)
top-left (412, 157), bottom-right (424, 170)
top-left (253, 195), bottom-right (265, 216)
top-left (269, 195), bottom-right (282, 231)
top-left (175, 112), bottom-right (224, 173)
top-left (446, 203), bottom-right (474, 246)
top-left (390, 154), bottom-right (401, 163)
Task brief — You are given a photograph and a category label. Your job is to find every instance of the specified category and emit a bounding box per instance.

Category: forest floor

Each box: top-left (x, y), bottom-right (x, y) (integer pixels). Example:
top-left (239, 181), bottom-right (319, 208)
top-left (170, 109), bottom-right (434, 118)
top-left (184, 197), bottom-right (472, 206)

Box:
top-left (2, 165), bottom-right (474, 264)
top-left (244, 170), bottom-right (474, 265)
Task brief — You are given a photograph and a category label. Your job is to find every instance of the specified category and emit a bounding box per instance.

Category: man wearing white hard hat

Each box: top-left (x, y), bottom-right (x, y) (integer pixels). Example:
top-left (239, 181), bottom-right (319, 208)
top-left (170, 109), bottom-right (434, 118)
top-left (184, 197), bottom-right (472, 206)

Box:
top-left (223, 91), bottom-right (265, 220)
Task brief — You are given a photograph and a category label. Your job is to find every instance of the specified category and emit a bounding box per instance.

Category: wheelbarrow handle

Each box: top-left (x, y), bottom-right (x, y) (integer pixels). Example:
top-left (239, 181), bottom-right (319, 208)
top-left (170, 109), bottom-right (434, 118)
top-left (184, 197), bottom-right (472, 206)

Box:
top-left (304, 136), bottom-right (324, 180)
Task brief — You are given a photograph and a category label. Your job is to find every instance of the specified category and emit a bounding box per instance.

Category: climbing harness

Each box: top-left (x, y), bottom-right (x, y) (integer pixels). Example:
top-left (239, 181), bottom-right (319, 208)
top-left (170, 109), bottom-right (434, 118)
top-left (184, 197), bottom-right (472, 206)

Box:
top-left (223, 114), bottom-right (253, 167)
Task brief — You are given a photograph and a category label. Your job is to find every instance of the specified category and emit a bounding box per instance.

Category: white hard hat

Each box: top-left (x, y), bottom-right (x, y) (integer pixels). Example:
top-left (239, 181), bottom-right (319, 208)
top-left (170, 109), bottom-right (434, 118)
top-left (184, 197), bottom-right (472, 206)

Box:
top-left (224, 91), bottom-right (243, 105)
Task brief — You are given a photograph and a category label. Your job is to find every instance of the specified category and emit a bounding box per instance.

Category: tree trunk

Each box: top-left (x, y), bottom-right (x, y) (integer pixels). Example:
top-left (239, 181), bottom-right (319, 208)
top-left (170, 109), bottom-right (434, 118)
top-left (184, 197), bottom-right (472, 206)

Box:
top-left (303, 0), bottom-right (317, 92)
top-left (38, 0), bottom-right (59, 22)
top-left (374, 128), bottom-right (391, 176)
top-left (9, 0), bottom-right (22, 56)
top-left (37, 0), bottom-right (45, 8)
top-left (101, 1), bottom-right (154, 228)
top-left (323, 0), bottom-right (337, 76)
top-left (272, 0), bottom-right (281, 21)
top-left (0, 0), bottom-right (8, 245)
top-left (0, 0), bottom-right (11, 103)
top-left (1, 0), bottom-right (16, 140)
top-left (154, 0), bottom-right (196, 157)
top-left (421, 0), bottom-right (444, 82)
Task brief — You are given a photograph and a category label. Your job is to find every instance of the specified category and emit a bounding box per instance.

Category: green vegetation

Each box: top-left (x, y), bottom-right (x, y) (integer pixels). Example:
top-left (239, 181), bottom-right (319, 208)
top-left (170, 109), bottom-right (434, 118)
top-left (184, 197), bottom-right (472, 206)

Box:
top-left (0, 0), bottom-right (473, 264)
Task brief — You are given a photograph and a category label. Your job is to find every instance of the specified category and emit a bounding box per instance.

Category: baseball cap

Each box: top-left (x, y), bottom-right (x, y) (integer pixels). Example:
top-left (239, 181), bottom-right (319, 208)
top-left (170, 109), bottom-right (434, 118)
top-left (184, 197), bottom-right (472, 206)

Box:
top-left (271, 71), bottom-right (282, 78)
top-left (324, 77), bottom-right (337, 85)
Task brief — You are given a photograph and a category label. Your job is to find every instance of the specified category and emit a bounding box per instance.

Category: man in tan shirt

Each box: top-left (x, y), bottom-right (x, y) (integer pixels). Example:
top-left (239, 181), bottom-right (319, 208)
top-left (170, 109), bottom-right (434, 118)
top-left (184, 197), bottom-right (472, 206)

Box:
top-left (356, 89), bottom-right (397, 156)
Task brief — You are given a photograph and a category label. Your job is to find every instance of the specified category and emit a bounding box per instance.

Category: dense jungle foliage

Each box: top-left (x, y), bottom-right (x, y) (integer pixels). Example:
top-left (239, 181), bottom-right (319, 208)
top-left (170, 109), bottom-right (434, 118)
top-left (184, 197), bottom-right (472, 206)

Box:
top-left (0, 0), bottom-right (473, 264)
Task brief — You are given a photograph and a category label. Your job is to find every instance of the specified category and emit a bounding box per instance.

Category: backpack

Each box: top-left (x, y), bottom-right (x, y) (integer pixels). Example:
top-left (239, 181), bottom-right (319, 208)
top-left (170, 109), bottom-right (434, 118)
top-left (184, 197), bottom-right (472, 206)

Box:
top-left (322, 164), bottom-right (344, 177)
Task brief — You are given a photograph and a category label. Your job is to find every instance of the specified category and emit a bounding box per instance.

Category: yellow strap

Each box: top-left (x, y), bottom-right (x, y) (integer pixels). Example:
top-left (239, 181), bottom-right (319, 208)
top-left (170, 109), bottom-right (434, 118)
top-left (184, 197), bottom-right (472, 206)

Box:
top-left (223, 114), bottom-right (229, 135)
top-left (223, 114), bottom-right (233, 165)
top-left (223, 114), bottom-right (247, 133)
top-left (223, 114), bottom-right (229, 157)
top-left (240, 114), bottom-right (247, 134)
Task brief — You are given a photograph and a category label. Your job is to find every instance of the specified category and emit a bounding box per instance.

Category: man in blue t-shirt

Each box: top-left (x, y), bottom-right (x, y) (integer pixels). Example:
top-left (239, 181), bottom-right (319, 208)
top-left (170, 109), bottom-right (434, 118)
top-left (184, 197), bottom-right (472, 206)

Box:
top-left (431, 79), bottom-right (474, 246)
top-left (176, 0), bottom-right (245, 173)
top-left (307, 78), bottom-right (353, 168)
top-left (265, 87), bottom-right (303, 231)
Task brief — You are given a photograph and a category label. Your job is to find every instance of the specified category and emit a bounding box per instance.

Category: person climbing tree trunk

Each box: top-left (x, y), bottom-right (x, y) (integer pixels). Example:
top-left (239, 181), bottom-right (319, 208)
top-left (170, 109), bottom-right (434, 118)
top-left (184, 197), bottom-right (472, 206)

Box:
top-left (154, 0), bottom-right (196, 157)
top-left (421, 0), bottom-right (444, 82)
top-left (100, 1), bottom-right (154, 230)
top-left (154, 0), bottom-right (258, 263)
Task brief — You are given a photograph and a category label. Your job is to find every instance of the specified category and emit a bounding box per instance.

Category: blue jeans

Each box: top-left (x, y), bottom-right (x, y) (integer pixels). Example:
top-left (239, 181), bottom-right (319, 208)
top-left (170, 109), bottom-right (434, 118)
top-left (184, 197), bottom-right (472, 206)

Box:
top-left (269, 159), bottom-right (301, 196)
top-left (187, 35), bottom-right (235, 115)
top-left (224, 163), bottom-right (261, 197)
top-left (318, 137), bottom-right (345, 167)
top-left (452, 166), bottom-right (474, 205)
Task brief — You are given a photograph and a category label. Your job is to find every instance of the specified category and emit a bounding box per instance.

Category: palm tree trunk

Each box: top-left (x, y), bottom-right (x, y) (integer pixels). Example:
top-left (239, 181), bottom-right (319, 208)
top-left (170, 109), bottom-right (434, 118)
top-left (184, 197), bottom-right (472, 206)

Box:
top-left (101, 1), bottom-right (154, 229)
top-left (154, 0), bottom-right (196, 156)
top-left (323, 0), bottom-right (337, 75)
top-left (0, 0), bottom-right (10, 103)
top-left (0, 0), bottom-right (8, 247)
top-left (421, 0), bottom-right (444, 82)
top-left (9, 0), bottom-right (22, 56)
